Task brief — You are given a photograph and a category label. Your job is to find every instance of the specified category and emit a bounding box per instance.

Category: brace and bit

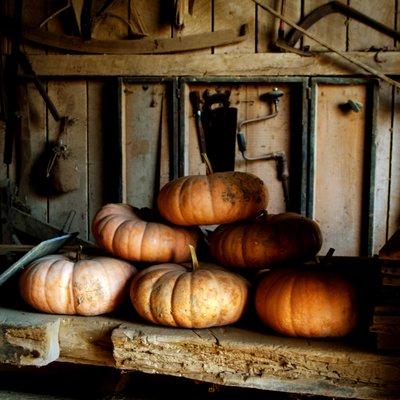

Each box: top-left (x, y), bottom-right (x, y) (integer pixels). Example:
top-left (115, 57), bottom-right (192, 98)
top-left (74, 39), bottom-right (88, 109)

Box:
top-left (237, 88), bottom-right (290, 210)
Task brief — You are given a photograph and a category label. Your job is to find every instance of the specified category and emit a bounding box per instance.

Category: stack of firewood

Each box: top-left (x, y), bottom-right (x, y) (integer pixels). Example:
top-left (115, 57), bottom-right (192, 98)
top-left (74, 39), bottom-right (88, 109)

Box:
top-left (370, 231), bottom-right (400, 350)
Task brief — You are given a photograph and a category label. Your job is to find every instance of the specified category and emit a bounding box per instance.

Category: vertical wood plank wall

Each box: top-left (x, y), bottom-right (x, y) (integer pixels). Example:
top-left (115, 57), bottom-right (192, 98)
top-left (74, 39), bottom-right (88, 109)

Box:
top-left (0, 0), bottom-right (399, 255)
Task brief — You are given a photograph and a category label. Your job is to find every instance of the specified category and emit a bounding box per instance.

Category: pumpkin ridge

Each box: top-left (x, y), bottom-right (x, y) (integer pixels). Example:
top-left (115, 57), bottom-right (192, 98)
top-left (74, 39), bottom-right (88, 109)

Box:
top-left (175, 177), bottom-right (190, 224)
top-left (151, 270), bottom-right (182, 325)
top-left (44, 258), bottom-right (61, 314)
top-left (288, 273), bottom-right (299, 337)
top-left (202, 268), bottom-right (224, 326)
top-left (170, 271), bottom-right (188, 326)
top-left (206, 175), bottom-right (216, 222)
top-left (111, 219), bottom-right (133, 256)
top-left (182, 176), bottom-right (196, 224)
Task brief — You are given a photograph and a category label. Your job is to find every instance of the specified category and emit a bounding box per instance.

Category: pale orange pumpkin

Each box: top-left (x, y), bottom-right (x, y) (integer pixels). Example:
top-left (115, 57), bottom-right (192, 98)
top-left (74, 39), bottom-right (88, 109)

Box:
top-left (209, 212), bottom-right (322, 269)
top-left (19, 254), bottom-right (136, 316)
top-left (157, 171), bottom-right (268, 226)
top-left (130, 246), bottom-right (249, 328)
top-left (92, 203), bottom-right (199, 263)
top-left (255, 267), bottom-right (358, 338)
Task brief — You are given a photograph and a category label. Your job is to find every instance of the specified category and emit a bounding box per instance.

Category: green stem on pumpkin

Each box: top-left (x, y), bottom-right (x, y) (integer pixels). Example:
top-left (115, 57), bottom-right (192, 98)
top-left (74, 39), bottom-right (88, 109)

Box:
top-left (188, 244), bottom-right (199, 271)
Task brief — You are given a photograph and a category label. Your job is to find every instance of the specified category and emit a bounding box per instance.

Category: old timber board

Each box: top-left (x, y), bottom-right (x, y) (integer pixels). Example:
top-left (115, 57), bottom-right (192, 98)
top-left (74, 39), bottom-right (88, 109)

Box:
top-left (0, 308), bottom-right (399, 399)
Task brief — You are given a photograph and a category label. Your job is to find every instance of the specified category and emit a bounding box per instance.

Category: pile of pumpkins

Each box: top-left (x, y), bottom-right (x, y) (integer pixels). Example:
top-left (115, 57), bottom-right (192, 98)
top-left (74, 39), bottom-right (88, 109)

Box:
top-left (19, 171), bottom-right (358, 338)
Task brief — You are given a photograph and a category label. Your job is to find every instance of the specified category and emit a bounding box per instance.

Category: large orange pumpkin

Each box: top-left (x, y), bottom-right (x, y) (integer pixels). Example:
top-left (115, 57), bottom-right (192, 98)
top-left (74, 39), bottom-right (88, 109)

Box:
top-left (157, 171), bottom-right (268, 226)
top-left (20, 254), bottom-right (136, 316)
top-left (255, 267), bottom-right (358, 337)
top-left (209, 212), bottom-right (322, 269)
top-left (92, 203), bottom-right (199, 263)
top-left (130, 246), bottom-right (249, 328)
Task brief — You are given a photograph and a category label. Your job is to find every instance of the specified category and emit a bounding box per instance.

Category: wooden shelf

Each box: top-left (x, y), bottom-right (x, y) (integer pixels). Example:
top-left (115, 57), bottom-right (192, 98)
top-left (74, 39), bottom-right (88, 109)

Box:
top-left (1, 307), bottom-right (399, 399)
top-left (27, 51), bottom-right (400, 77)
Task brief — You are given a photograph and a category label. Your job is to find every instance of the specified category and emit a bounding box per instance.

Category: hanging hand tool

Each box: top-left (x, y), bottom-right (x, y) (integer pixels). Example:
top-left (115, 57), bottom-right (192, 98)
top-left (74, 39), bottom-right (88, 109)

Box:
top-left (189, 91), bottom-right (213, 174)
top-left (200, 90), bottom-right (237, 173)
top-left (0, 15), bottom-right (249, 55)
top-left (237, 88), bottom-right (289, 210)
top-left (251, 0), bottom-right (400, 89)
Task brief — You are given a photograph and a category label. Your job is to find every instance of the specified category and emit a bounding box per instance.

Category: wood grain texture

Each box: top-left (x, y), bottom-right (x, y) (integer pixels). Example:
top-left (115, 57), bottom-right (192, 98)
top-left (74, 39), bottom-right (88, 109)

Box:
top-left (313, 83), bottom-right (367, 256)
top-left (245, 83), bottom-right (291, 213)
top-left (348, 0), bottom-right (396, 51)
top-left (17, 82), bottom-right (47, 222)
top-left (112, 323), bottom-right (400, 399)
top-left (388, 88), bottom-right (400, 238)
top-left (123, 82), bottom-right (167, 208)
top-left (257, 0), bottom-right (301, 52)
top-left (173, 0), bottom-right (212, 55)
top-left (27, 52), bottom-right (400, 77)
top-left (303, 0), bottom-right (348, 52)
top-left (214, 0), bottom-right (256, 54)
top-left (372, 84), bottom-right (393, 253)
top-left (0, 308), bottom-right (60, 367)
top-left (87, 81), bottom-right (105, 241)
top-left (47, 80), bottom-right (88, 237)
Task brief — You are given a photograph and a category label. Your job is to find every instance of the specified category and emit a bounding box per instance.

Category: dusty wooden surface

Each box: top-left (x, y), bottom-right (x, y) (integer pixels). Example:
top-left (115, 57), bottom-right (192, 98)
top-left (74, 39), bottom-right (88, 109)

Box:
top-left (27, 52), bottom-right (400, 77)
top-left (1, 307), bottom-right (400, 399)
top-left (0, 308), bottom-right (60, 367)
top-left (112, 323), bottom-right (400, 400)
top-left (313, 83), bottom-right (367, 256)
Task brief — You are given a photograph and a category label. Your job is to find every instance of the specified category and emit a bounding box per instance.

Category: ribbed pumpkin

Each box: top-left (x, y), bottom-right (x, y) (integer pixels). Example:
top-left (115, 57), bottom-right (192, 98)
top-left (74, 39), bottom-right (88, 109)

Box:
top-left (19, 254), bottom-right (136, 316)
top-left (92, 203), bottom-right (199, 263)
top-left (130, 246), bottom-right (249, 328)
top-left (255, 267), bottom-right (358, 337)
top-left (157, 171), bottom-right (268, 226)
top-left (209, 212), bottom-right (322, 269)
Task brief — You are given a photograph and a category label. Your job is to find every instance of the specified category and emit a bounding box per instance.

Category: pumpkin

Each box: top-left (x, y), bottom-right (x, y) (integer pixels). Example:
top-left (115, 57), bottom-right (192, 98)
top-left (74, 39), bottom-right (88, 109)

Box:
top-left (157, 171), bottom-right (268, 226)
top-left (255, 267), bottom-right (358, 337)
top-left (19, 253), bottom-right (136, 316)
top-left (209, 212), bottom-right (322, 269)
top-left (130, 246), bottom-right (249, 328)
top-left (92, 203), bottom-right (199, 263)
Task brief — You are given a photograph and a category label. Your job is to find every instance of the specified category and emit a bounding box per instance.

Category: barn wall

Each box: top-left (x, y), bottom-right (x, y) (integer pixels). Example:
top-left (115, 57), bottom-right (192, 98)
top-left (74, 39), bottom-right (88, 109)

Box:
top-left (0, 0), bottom-right (399, 255)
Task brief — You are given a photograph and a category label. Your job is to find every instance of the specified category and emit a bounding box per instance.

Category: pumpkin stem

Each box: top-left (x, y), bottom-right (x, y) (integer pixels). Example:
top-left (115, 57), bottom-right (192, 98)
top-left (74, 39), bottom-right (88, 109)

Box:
top-left (75, 245), bottom-right (83, 262)
top-left (188, 244), bottom-right (199, 271)
top-left (202, 153), bottom-right (214, 175)
top-left (320, 247), bottom-right (335, 267)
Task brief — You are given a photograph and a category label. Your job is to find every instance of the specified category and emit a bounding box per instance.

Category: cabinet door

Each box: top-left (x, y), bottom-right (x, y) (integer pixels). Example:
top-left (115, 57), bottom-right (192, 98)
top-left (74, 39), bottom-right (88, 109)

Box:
top-left (308, 78), bottom-right (377, 256)
top-left (180, 78), bottom-right (308, 215)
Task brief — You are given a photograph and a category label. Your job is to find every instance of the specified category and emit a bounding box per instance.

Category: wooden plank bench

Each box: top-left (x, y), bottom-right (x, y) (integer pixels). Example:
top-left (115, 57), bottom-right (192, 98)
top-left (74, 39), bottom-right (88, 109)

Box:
top-left (1, 307), bottom-right (399, 400)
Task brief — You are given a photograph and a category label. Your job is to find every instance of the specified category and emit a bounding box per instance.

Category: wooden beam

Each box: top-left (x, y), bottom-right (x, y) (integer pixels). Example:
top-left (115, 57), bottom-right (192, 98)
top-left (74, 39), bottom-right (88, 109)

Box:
top-left (27, 52), bottom-right (400, 77)
top-left (1, 308), bottom-right (400, 399)
top-left (0, 308), bottom-right (60, 367)
top-left (112, 323), bottom-right (400, 400)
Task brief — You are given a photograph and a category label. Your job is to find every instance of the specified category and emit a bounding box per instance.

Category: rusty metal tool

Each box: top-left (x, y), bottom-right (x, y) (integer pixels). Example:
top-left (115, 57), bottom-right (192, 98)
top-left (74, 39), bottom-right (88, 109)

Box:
top-left (189, 91), bottom-right (213, 174)
top-left (251, 0), bottom-right (400, 89)
top-left (237, 88), bottom-right (290, 210)
top-left (201, 90), bottom-right (237, 173)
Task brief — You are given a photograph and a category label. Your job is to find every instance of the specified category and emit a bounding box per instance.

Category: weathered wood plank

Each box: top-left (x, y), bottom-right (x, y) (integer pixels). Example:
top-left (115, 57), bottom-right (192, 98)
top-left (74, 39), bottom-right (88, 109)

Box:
top-left (257, 0), bottom-right (301, 52)
top-left (27, 52), bottom-right (400, 77)
top-left (214, 0), bottom-right (256, 54)
top-left (87, 81), bottom-right (105, 241)
top-left (123, 82), bottom-right (167, 208)
top-left (348, 0), bottom-right (396, 51)
top-left (0, 308), bottom-right (60, 367)
top-left (47, 80), bottom-right (88, 238)
top-left (17, 82), bottom-right (47, 222)
top-left (173, 0), bottom-right (211, 56)
top-left (371, 84), bottom-right (393, 253)
top-left (303, 0), bottom-right (347, 52)
top-left (388, 87), bottom-right (400, 238)
top-left (58, 315), bottom-right (118, 367)
top-left (313, 83), bottom-right (367, 256)
top-left (112, 323), bottom-right (400, 400)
